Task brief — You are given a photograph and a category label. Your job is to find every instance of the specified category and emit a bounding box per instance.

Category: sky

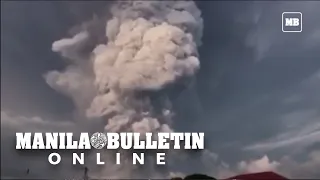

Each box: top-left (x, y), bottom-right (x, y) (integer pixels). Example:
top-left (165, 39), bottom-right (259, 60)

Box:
top-left (1, 1), bottom-right (320, 179)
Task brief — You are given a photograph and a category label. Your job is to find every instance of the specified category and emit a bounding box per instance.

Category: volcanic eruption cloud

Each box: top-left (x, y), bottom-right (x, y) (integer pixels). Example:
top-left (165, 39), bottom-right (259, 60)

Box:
top-left (45, 0), bottom-right (204, 178)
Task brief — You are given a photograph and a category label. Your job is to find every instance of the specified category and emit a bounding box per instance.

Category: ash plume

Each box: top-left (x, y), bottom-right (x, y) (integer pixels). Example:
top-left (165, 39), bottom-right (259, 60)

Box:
top-left (45, 0), bottom-right (203, 178)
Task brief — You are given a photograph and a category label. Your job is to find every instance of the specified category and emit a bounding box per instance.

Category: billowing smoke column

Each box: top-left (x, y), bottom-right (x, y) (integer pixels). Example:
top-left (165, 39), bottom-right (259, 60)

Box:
top-left (45, 0), bottom-right (203, 178)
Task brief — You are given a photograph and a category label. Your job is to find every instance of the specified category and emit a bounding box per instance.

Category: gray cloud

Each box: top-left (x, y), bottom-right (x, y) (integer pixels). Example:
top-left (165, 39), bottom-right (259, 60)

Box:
top-left (231, 150), bottom-right (320, 179)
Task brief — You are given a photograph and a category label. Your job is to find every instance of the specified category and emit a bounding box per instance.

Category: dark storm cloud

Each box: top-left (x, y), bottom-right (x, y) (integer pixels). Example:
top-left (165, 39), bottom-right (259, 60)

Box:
top-left (1, 0), bottom-right (320, 179)
top-left (0, 1), bottom-right (109, 178)
top-left (193, 1), bottom-right (320, 178)
top-left (1, 1), bottom-right (110, 118)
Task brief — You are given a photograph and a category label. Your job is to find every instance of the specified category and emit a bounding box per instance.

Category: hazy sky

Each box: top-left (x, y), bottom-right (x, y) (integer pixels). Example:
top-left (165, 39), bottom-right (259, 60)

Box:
top-left (1, 1), bottom-right (320, 178)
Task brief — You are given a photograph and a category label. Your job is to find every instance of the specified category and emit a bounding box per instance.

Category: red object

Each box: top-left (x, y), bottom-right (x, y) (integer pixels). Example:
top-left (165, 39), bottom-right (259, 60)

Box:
top-left (226, 171), bottom-right (289, 180)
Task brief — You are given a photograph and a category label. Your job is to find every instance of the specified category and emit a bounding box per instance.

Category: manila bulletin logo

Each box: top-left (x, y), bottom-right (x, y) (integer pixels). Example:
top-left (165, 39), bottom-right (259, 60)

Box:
top-left (282, 12), bottom-right (302, 32)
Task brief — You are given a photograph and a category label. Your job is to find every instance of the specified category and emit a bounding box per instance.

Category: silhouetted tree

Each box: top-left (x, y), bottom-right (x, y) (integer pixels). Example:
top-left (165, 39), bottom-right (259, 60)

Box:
top-left (171, 177), bottom-right (183, 180)
top-left (184, 173), bottom-right (217, 180)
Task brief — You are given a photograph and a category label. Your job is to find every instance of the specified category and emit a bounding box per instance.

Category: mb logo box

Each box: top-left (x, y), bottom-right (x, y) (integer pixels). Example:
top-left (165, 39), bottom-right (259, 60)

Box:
top-left (282, 12), bottom-right (302, 32)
